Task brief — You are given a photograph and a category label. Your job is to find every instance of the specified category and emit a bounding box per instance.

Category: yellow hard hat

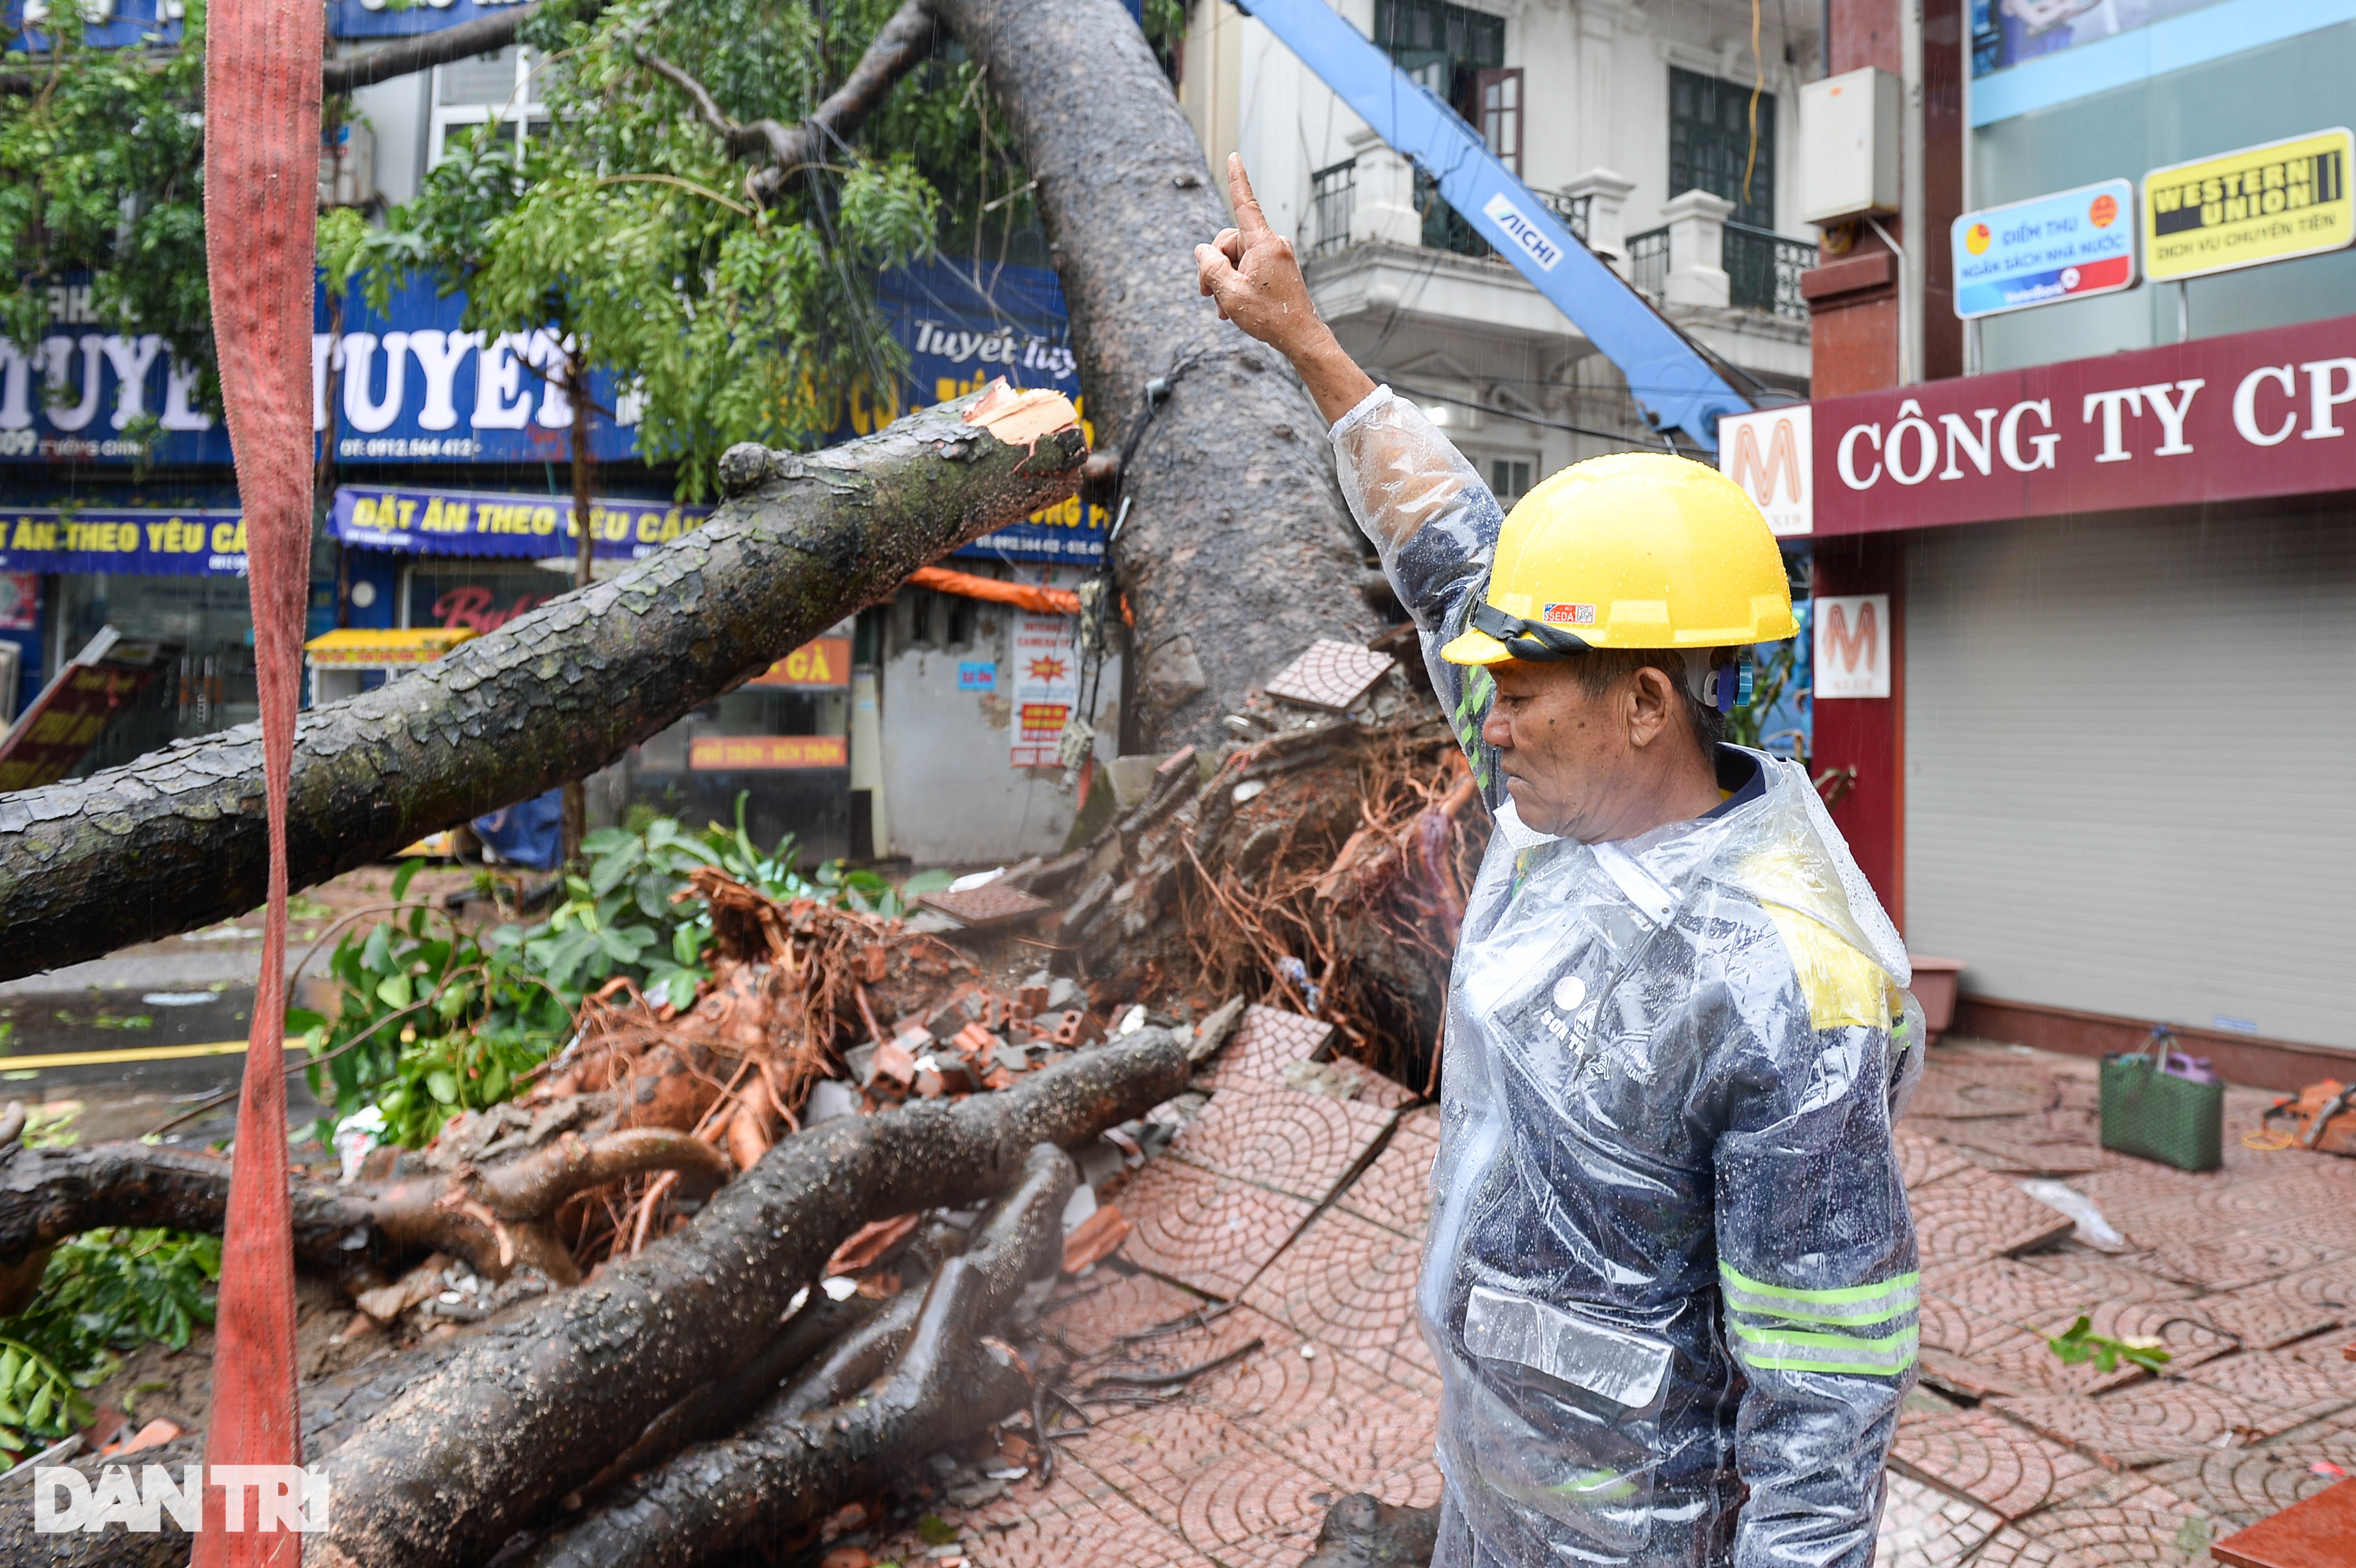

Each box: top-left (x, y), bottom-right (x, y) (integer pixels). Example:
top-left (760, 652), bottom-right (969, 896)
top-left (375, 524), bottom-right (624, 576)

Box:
top-left (1439, 451), bottom-right (1798, 665)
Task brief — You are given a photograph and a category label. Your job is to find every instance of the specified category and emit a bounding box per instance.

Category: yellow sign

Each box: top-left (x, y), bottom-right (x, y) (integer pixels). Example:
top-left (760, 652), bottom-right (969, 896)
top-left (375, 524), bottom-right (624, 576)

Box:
top-left (2143, 127), bottom-right (2353, 282)
top-left (744, 637), bottom-right (851, 690)
top-left (688, 735), bottom-right (849, 770)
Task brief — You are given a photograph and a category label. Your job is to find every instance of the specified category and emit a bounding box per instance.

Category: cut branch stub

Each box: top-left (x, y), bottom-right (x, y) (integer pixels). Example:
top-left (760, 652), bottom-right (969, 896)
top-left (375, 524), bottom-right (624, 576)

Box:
top-left (0, 389), bottom-right (1085, 981)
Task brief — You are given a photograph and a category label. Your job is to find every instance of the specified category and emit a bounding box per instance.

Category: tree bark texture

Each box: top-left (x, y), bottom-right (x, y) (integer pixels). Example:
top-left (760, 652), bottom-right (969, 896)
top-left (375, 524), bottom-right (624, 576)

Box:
top-left (0, 394), bottom-right (1085, 981)
top-left (934, 0), bottom-right (1381, 749)
top-left (0, 1126), bottom-right (734, 1288)
top-left (306, 1031), bottom-right (1187, 1568)
top-left (523, 1142), bottom-right (1072, 1568)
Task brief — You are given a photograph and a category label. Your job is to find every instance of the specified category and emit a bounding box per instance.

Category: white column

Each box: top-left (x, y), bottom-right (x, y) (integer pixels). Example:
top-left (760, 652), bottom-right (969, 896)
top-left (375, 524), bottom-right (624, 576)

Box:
top-left (1344, 128), bottom-right (1422, 248)
top-left (1564, 168), bottom-right (1637, 272)
top-left (1661, 189), bottom-right (1734, 309)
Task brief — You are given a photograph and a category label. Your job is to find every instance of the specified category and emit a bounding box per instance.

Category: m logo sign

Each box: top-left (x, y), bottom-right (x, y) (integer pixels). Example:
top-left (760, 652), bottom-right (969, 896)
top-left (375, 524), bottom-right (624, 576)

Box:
top-left (1717, 406), bottom-right (1813, 536)
top-left (1815, 594), bottom-right (1890, 699)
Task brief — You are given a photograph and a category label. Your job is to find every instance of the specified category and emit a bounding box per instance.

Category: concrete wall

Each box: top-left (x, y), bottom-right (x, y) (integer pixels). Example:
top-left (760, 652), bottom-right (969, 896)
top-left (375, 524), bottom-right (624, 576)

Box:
top-left (876, 569), bottom-right (1121, 866)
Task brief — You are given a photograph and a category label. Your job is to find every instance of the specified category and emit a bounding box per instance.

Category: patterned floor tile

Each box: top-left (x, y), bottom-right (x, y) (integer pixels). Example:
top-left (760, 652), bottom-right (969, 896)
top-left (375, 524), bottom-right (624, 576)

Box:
top-left (1873, 1469), bottom-right (2003, 1567)
top-left (1321, 1055), bottom-right (1422, 1111)
top-left (2144, 1445), bottom-right (2349, 1530)
top-left (1994, 1379), bottom-right (2270, 1466)
top-left (1943, 1135), bottom-right (2116, 1179)
top-left (1197, 1005), bottom-right (1335, 1093)
top-left (1994, 1472), bottom-right (2213, 1566)
top-left (2139, 1234), bottom-right (2338, 1293)
top-left (1889, 1402), bottom-right (2112, 1520)
top-left (2184, 1349), bottom-right (2356, 1432)
top-left (2015, 1248), bottom-right (2197, 1306)
top-left (1896, 1128), bottom-right (1977, 1191)
top-left (1909, 1165), bottom-right (2077, 1268)
top-left (1041, 1270), bottom-right (1221, 1361)
top-left (1114, 1158), bottom-right (1317, 1299)
top-left (1242, 1204), bottom-right (1426, 1367)
top-left (1201, 1327), bottom-right (1443, 1513)
top-left (1061, 1399), bottom-right (1330, 1566)
top-left (1904, 1073), bottom-right (2051, 1123)
top-left (1168, 1076), bottom-right (1396, 1206)
top-left (2199, 1281), bottom-right (2345, 1351)
top-left (952, 1467), bottom-right (1221, 1568)
top-left (1336, 1106), bottom-right (1440, 1240)
top-left (2266, 1257), bottom-right (2356, 1316)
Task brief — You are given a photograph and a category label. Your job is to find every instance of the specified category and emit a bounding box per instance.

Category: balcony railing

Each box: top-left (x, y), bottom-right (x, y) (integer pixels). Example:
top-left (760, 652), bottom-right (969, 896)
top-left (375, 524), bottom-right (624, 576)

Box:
top-left (1627, 226), bottom-right (1669, 300)
top-left (1311, 159), bottom-right (1355, 258)
top-left (1538, 190), bottom-right (1592, 245)
top-left (1415, 170), bottom-right (1491, 259)
top-left (1725, 221), bottom-right (1813, 323)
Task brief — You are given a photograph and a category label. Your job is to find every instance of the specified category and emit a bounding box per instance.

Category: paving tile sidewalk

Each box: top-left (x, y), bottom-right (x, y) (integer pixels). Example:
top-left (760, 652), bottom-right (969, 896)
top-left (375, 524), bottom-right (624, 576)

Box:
top-left (877, 1033), bottom-right (2356, 1567)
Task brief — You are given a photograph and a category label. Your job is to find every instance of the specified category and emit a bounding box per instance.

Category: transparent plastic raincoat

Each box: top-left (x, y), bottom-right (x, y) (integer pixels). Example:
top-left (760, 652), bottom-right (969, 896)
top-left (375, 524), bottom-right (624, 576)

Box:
top-left (1332, 388), bottom-right (1925, 1568)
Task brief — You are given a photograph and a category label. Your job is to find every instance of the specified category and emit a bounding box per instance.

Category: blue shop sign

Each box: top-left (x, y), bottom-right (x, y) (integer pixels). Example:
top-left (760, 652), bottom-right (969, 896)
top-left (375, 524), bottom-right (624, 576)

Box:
top-left (1952, 179), bottom-right (2139, 320)
top-left (329, 0), bottom-right (527, 38)
top-left (328, 484), bottom-right (710, 561)
top-left (852, 262), bottom-right (1108, 567)
top-left (3, 0), bottom-right (185, 53)
top-left (2, 272), bottom-right (641, 468)
top-left (0, 507), bottom-right (248, 576)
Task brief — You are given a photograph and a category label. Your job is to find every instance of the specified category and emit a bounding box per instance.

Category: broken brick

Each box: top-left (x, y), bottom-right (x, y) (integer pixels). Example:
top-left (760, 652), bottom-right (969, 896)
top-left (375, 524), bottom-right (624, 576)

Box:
top-left (874, 1040), bottom-right (918, 1088)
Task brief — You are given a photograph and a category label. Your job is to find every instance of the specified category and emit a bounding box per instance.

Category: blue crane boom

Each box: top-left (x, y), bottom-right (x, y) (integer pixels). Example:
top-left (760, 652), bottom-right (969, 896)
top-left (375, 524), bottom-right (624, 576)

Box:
top-left (1229, 0), bottom-right (1754, 451)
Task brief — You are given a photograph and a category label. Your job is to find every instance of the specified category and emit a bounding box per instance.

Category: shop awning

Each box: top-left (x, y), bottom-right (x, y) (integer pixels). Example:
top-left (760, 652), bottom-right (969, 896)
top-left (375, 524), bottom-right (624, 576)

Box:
top-left (328, 484), bottom-right (711, 561)
top-left (304, 626), bottom-right (479, 666)
top-left (0, 508), bottom-right (249, 576)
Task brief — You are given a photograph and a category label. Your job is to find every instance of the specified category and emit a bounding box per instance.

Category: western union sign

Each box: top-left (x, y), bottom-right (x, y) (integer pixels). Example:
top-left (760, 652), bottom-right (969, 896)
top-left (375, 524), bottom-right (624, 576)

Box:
top-left (2143, 128), bottom-right (2353, 283)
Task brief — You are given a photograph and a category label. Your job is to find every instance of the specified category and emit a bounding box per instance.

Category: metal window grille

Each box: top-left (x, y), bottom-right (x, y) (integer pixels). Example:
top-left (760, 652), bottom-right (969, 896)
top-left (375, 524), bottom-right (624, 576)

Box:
top-left (1724, 222), bottom-right (1813, 322)
top-left (1538, 191), bottom-right (1592, 245)
top-left (1627, 226), bottom-right (1670, 300)
top-left (1311, 160), bottom-right (1357, 257)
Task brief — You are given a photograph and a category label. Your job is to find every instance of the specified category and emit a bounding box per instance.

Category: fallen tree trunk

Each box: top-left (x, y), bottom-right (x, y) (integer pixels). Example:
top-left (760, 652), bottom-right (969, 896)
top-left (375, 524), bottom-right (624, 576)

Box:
top-left (307, 1030), bottom-right (1187, 1568)
top-left (933, 0), bottom-right (1381, 747)
top-left (0, 390), bottom-right (1084, 980)
top-left (525, 1142), bottom-right (1072, 1568)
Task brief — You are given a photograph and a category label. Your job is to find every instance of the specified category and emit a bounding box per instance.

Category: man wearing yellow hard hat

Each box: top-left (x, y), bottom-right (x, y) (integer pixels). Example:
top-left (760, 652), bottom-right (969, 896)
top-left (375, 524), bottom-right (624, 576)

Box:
top-left (1199, 155), bottom-right (1922, 1568)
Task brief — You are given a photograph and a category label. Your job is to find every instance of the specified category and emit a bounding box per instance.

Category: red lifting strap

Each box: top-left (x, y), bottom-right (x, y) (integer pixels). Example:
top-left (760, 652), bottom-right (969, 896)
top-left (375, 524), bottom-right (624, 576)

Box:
top-left (197, 0), bottom-right (319, 1555)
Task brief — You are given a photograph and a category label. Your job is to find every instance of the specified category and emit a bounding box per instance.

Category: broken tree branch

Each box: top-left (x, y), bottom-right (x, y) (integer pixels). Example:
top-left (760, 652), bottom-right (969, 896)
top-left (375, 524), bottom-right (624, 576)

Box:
top-left (525, 1141), bottom-right (1074, 1568)
top-left (306, 1030), bottom-right (1187, 1568)
top-left (0, 1127), bottom-right (734, 1288)
top-left (632, 0), bottom-right (939, 207)
top-left (0, 389), bottom-right (1086, 980)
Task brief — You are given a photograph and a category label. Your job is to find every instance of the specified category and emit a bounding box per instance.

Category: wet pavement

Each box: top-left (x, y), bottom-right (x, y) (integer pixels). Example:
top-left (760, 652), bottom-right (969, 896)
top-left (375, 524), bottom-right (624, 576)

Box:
top-left (872, 1034), bottom-right (2356, 1568)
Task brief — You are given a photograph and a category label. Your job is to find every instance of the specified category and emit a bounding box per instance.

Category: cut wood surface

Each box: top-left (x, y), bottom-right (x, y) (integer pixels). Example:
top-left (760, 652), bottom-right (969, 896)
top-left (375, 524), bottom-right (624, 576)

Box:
top-left (0, 391), bottom-right (1084, 980)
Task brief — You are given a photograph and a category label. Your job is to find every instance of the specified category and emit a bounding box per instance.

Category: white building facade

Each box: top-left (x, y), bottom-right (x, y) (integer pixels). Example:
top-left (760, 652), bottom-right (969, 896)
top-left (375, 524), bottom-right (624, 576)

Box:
top-left (1180, 0), bottom-right (1820, 490)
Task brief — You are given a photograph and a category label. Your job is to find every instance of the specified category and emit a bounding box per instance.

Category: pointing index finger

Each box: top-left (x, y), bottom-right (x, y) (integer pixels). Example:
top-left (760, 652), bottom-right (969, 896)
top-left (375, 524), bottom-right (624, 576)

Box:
top-left (1227, 153), bottom-right (1272, 240)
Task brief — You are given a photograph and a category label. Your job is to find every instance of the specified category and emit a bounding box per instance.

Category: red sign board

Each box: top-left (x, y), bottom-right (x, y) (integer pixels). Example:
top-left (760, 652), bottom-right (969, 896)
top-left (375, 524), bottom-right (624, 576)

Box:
top-left (688, 735), bottom-right (848, 770)
top-left (1811, 313), bottom-right (2356, 535)
top-left (0, 653), bottom-right (164, 791)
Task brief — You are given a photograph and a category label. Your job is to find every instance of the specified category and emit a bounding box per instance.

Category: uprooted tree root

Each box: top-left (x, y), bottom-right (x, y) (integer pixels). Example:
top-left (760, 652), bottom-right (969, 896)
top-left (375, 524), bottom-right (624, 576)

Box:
top-left (1048, 716), bottom-right (1487, 1090)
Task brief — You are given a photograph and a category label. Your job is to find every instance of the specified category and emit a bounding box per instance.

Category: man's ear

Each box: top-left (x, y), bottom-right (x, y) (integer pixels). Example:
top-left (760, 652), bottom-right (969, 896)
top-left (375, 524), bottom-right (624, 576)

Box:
top-left (1624, 665), bottom-right (1677, 750)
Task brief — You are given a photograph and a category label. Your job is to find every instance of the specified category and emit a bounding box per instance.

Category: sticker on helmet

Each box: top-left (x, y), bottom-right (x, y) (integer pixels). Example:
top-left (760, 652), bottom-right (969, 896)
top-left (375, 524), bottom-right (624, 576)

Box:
top-left (1543, 603), bottom-right (1597, 627)
top-left (1552, 974), bottom-right (1586, 1011)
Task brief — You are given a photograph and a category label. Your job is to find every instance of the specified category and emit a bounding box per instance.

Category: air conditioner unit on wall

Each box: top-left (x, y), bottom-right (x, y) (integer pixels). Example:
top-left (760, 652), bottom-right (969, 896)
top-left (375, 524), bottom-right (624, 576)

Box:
top-left (1800, 68), bottom-right (1899, 225)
